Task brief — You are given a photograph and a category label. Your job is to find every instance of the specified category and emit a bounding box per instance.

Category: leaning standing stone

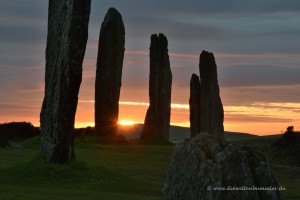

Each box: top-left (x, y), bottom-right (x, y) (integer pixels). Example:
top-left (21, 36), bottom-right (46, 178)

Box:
top-left (40, 0), bottom-right (91, 163)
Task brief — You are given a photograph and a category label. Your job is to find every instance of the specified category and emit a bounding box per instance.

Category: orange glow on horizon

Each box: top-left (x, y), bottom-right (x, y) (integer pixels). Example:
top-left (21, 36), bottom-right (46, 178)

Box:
top-left (118, 120), bottom-right (136, 126)
top-left (3, 100), bottom-right (298, 136)
top-left (74, 100), bottom-right (300, 135)
top-left (75, 122), bottom-right (94, 128)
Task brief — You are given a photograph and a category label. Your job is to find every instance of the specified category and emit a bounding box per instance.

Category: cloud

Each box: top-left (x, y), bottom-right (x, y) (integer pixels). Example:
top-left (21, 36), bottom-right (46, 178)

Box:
top-left (80, 101), bottom-right (189, 110)
top-left (225, 114), bottom-right (293, 123)
top-left (221, 83), bottom-right (300, 105)
top-left (219, 65), bottom-right (300, 87)
top-left (88, 0), bottom-right (300, 54)
top-left (0, 103), bottom-right (40, 124)
top-left (252, 102), bottom-right (300, 113)
top-left (0, 1), bottom-right (47, 20)
top-left (93, 0), bottom-right (300, 18)
top-left (0, 24), bottom-right (46, 44)
top-left (1, 0), bottom-right (300, 135)
top-left (0, 1), bottom-right (47, 45)
top-left (0, 8), bottom-right (46, 68)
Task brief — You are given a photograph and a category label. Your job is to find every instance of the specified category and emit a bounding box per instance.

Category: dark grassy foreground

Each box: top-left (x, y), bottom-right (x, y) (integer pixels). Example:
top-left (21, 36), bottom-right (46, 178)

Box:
top-left (0, 134), bottom-right (299, 200)
top-left (0, 136), bottom-right (173, 200)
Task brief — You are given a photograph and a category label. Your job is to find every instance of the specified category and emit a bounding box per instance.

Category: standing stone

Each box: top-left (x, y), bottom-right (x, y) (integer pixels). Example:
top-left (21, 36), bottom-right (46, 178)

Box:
top-left (141, 34), bottom-right (172, 140)
top-left (40, 0), bottom-right (91, 163)
top-left (199, 50), bottom-right (224, 136)
top-left (95, 8), bottom-right (125, 136)
top-left (189, 74), bottom-right (201, 138)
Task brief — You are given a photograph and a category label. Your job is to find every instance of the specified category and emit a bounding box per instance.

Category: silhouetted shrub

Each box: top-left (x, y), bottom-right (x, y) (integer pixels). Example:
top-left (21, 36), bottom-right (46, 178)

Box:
top-left (272, 128), bottom-right (300, 165)
top-left (0, 122), bottom-right (40, 147)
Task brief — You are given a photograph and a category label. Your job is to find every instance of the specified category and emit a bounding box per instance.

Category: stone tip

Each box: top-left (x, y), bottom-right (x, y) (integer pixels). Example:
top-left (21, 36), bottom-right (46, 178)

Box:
top-left (200, 50), bottom-right (216, 70)
top-left (107, 7), bottom-right (121, 16)
top-left (201, 50), bottom-right (214, 58)
top-left (158, 33), bottom-right (167, 39)
top-left (191, 73), bottom-right (199, 79)
top-left (103, 7), bottom-right (123, 22)
top-left (191, 73), bottom-right (200, 83)
top-left (159, 33), bottom-right (168, 46)
top-left (190, 73), bottom-right (200, 86)
top-left (201, 50), bottom-right (209, 54)
top-left (102, 7), bottom-right (125, 33)
top-left (150, 33), bottom-right (168, 48)
top-left (150, 33), bottom-right (158, 40)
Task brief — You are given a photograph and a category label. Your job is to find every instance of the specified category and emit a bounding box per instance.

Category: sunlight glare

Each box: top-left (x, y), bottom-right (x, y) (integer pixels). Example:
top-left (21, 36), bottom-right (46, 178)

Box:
top-left (118, 120), bottom-right (136, 126)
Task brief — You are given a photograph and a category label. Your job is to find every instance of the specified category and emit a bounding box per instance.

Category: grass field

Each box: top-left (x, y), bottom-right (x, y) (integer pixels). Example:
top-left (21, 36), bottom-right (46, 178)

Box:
top-left (0, 136), bottom-right (174, 200)
top-left (0, 134), bottom-right (299, 200)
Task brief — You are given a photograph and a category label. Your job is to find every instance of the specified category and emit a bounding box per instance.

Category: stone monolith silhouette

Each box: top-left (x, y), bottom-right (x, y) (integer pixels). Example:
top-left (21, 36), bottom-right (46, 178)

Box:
top-left (40, 0), bottom-right (91, 163)
top-left (189, 74), bottom-right (201, 138)
top-left (199, 51), bottom-right (224, 136)
top-left (95, 8), bottom-right (125, 136)
top-left (141, 33), bottom-right (172, 140)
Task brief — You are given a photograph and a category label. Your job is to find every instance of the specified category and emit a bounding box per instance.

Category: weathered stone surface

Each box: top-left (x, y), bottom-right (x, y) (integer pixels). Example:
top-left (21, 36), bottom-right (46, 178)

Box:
top-left (95, 8), bottom-right (125, 136)
top-left (199, 50), bottom-right (224, 137)
top-left (189, 74), bottom-right (201, 138)
top-left (163, 133), bottom-right (281, 200)
top-left (141, 33), bottom-right (172, 140)
top-left (40, 0), bottom-right (91, 163)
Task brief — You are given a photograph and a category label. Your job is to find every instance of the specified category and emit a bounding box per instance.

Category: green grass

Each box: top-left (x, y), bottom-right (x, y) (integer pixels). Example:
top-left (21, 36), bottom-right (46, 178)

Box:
top-left (0, 136), bottom-right (174, 200)
top-left (0, 134), bottom-right (299, 200)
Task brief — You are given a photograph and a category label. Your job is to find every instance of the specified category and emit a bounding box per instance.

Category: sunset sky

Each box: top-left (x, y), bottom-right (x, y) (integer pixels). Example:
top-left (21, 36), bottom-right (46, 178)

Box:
top-left (0, 0), bottom-right (300, 135)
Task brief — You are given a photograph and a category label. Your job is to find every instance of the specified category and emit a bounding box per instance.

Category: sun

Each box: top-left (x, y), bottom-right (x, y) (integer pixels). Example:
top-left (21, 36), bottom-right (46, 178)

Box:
top-left (118, 120), bottom-right (136, 126)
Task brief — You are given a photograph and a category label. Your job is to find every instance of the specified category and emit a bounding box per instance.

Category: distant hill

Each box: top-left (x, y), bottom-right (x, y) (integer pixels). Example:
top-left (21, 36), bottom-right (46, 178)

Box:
top-left (0, 122), bottom-right (258, 147)
top-left (117, 124), bottom-right (258, 142)
top-left (224, 131), bottom-right (259, 141)
top-left (117, 124), bottom-right (190, 141)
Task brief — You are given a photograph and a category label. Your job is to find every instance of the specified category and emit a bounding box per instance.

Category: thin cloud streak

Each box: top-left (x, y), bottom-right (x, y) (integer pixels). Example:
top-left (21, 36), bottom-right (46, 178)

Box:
top-left (125, 50), bottom-right (300, 59)
top-left (79, 100), bottom-right (189, 109)
top-left (78, 100), bottom-right (300, 123)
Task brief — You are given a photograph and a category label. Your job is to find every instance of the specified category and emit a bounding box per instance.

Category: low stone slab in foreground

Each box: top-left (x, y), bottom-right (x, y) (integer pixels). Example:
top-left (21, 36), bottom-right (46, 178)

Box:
top-left (162, 133), bottom-right (280, 200)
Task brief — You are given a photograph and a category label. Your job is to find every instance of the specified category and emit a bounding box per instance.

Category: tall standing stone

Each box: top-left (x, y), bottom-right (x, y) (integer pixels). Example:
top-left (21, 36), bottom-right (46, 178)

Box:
top-left (141, 34), bottom-right (172, 140)
top-left (199, 50), bottom-right (224, 136)
top-left (189, 73), bottom-right (201, 138)
top-left (40, 0), bottom-right (91, 163)
top-left (95, 8), bottom-right (125, 136)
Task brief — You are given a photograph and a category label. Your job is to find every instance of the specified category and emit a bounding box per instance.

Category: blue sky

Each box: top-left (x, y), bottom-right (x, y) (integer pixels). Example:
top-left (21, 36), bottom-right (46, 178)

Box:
top-left (0, 0), bottom-right (300, 134)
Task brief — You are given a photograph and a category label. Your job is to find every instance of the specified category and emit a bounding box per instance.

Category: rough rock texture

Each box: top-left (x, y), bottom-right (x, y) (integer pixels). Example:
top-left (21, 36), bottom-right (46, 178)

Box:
top-left (95, 8), bottom-right (125, 136)
top-left (163, 133), bottom-right (281, 200)
top-left (40, 0), bottom-right (91, 163)
top-left (141, 33), bottom-right (172, 140)
top-left (189, 74), bottom-right (201, 138)
top-left (199, 51), bottom-right (224, 137)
